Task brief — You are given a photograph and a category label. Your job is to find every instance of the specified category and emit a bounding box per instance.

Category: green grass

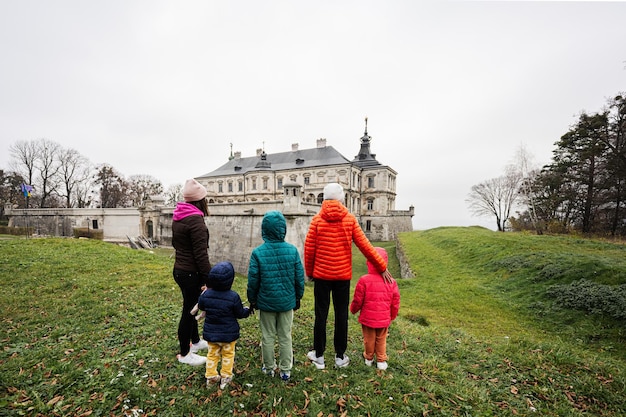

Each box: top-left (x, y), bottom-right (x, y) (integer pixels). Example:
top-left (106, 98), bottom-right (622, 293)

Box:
top-left (1, 228), bottom-right (625, 416)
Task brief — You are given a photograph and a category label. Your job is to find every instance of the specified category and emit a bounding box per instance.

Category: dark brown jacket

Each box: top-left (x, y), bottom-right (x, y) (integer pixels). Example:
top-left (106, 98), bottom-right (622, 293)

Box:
top-left (172, 202), bottom-right (211, 278)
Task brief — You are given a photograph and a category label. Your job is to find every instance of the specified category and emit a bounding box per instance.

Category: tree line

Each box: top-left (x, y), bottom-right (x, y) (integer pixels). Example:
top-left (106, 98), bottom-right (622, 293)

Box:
top-left (0, 138), bottom-right (183, 219)
top-left (467, 93), bottom-right (626, 236)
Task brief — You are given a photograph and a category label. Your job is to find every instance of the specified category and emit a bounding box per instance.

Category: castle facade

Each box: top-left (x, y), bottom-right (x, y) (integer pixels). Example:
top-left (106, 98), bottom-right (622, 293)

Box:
top-left (195, 121), bottom-right (413, 241)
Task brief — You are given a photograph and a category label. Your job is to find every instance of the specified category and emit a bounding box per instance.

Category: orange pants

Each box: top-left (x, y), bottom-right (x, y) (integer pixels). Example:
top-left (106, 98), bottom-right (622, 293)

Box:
top-left (361, 325), bottom-right (388, 362)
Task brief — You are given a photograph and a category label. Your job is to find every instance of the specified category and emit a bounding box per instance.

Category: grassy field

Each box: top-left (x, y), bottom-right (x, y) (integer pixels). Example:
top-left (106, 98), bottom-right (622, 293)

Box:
top-left (1, 227), bottom-right (625, 416)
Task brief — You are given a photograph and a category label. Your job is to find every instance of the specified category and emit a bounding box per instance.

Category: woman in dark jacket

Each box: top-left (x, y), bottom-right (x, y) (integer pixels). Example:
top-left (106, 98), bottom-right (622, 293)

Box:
top-left (172, 179), bottom-right (211, 366)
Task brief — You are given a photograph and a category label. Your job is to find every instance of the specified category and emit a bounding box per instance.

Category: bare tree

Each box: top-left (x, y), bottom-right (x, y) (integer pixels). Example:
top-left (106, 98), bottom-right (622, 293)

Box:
top-left (0, 170), bottom-right (26, 216)
top-left (165, 183), bottom-right (183, 205)
top-left (9, 140), bottom-right (38, 207)
top-left (36, 138), bottom-right (61, 208)
top-left (467, 168), bottom-right (522, 231)
top-left (74, 164), bottom-right (96, 208)
top-left (94, 164), bottom-right (130, 208)
top-left (58, 147), bottom-right (90, 207)
top-left (513, 145), bottom-right (542, 234)
top-left (127, 175), bottom-right (163, 207)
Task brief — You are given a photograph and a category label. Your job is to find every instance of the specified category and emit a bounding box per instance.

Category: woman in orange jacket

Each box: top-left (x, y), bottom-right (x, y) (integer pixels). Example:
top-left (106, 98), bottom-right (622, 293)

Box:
top-left (304, 182), bottom-right (393, 369)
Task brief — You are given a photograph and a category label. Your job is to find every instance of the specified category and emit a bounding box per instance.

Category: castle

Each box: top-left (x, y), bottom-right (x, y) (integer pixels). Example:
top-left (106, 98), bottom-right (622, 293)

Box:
top-left (195, 119), bottom-right (414, 241)
top-left (6, 121), bottom-right (414, 274)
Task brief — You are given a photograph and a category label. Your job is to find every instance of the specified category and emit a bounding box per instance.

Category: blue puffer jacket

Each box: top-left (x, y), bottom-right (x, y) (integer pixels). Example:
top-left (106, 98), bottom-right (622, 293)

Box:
top-left (247, 210), bottom-right (305, 312)
top-left (198, 262), bottom-right (251, 343)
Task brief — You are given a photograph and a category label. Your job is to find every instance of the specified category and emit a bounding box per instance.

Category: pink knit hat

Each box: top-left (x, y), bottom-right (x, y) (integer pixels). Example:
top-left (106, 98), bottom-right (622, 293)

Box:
top-left (182, 179), bottom-right (207, 202)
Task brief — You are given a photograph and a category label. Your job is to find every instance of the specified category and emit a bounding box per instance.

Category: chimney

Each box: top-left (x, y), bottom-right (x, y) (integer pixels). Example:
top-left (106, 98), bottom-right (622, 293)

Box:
top-left (292, 143), bottom-right (299, 151)
top-left (234, 151), bottom-right (241, 159)
top-left (256, 148), bottom-right (263, 156)
top-left (317, 138), bottom-right (327, 148)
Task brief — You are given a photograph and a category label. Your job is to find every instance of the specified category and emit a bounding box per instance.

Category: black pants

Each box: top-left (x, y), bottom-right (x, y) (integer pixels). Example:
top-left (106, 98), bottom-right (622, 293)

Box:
top-left (173, 269), bottom-right (203, 356)
top-left (313, 279), bottom-right (351, 358)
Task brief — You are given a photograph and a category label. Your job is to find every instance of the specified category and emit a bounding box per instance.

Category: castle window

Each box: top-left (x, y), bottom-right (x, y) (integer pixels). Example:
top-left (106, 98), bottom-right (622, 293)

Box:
top-left (263, 178), bottom-right (268, 190)
top-left (367, 199), bottom-right (374, 210)
top-left (277, 178), bottom-right (283, 189)
top-left (228, 182), bottom-right (233, 192)
top-left (252, 179), bottom-right (257, 190)
top-left (365, 220), bottom-right (372, 231)
top-left (238, 181), bottom-right (243, 192)
top-left (367, 177), bottom-right (375, 188)
top-left (304, 176), bottom-right (310, 185)
top-left (218, 183), bottom-right (223, 193)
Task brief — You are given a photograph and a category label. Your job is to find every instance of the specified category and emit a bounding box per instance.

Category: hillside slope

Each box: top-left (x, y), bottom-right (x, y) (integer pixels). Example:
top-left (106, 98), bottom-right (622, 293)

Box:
top-left (1, 231), bottom-right (625, 416)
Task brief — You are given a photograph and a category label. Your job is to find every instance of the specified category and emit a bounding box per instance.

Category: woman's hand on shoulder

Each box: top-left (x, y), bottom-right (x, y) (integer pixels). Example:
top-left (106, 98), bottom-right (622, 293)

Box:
top-left (382, 269), bottom-right (394, 284)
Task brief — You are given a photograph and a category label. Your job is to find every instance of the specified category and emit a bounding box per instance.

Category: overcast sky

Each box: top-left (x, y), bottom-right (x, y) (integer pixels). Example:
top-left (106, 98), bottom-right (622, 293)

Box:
top-left (1, 1), bottom-right (624, 230)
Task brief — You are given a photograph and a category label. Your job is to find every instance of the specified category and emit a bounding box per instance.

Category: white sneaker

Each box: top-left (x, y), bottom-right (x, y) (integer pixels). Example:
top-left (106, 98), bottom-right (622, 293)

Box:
top-left (262, 365), bottom-right (275, 377)
top-left (364, 358), bottom-right (374, 367)
top-left (335, 355), bottom-right (350, 368)
top-left (206, 375), bottom-right (220, 386)
top-left (219, 376), bottom-right (232, 390)
top-left (177, 352), bottom-right (206, 366)
top-left (306, 350), bottom-right (325, 369)
top-left (376, 361), bottom-right (388, 370)
top-left (190, 340), bottom-right (209, 353)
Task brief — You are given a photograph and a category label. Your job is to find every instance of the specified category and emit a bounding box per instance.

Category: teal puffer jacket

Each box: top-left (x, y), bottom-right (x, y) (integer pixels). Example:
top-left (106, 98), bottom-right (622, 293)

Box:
top-left (247, 210), bottom-right (305, 312)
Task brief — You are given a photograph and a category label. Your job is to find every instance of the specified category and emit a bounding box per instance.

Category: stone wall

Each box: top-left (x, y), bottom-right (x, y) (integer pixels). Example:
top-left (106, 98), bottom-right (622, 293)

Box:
top-left (5, 200), bottom-right (413, 275)
top-left (395, 237), bottom-right (416, 278)
top-left (205, 212), bottom-right (312, 275)
top-left (6, 207), bottom-right (140, 240)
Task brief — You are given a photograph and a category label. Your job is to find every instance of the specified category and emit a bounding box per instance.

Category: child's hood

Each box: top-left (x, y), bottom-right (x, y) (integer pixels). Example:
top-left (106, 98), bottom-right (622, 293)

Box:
top-left (261, 210), bottom-right (286, 243)
top-left (367, 247), bottom-right (388, 274)
top-left (208, 261), bottom-right (235, 290)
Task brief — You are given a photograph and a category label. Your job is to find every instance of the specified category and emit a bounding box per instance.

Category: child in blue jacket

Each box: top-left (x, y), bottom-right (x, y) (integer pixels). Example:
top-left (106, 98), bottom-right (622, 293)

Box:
top-left (197, 261), bottom-right (252, 389)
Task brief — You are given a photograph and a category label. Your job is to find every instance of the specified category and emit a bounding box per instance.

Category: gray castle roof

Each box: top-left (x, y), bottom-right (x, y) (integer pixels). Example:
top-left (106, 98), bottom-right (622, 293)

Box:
top-left (199, 145), bottom-right (353, 177)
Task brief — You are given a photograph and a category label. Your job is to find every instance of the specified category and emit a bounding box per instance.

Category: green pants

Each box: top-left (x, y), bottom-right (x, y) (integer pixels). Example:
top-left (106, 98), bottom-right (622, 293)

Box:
top-left (259, 310), bottom-right (294, 372)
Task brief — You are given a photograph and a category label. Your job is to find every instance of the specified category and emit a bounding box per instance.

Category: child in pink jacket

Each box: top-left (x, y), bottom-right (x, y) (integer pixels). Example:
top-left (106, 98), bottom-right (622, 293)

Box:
top-left (350, 247), bottom-right (400, 370)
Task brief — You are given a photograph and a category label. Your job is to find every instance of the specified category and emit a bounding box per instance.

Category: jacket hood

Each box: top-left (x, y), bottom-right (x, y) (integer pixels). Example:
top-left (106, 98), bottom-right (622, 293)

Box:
top-left (320, 200), bottom-right (348, 222)
top-left (261, 210), bottom-right (286, 243)
top-left (173, 202), bottom-right (204, 221)
top-left (367, 247), bottom-right (388, 274)
top-left (208, 261), bottom-right (235, 290)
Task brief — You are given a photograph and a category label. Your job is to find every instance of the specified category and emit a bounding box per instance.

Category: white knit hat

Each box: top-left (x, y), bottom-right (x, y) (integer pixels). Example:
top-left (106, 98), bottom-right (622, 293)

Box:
top-left (182, 179), bottom-right (207, 202)
top-left (323, 182), bottom-right (344, 202)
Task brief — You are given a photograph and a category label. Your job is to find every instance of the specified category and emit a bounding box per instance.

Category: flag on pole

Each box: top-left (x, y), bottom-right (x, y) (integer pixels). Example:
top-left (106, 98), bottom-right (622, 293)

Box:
top-left (21, 183), bottom-right (33, 197)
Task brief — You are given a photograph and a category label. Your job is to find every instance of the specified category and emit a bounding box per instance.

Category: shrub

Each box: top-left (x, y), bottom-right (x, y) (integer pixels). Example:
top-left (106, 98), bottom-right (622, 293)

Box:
top-left (0, 225), bottom-right (32, 236)
top-left (546, 279), bottom-right (626, 320)
top-left (72, 227), bottom-right (104, 240)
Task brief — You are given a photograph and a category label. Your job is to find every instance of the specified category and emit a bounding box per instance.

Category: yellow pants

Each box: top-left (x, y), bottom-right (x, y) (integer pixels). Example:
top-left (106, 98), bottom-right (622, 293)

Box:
top-left (205, 341), bottom-right (237, 378)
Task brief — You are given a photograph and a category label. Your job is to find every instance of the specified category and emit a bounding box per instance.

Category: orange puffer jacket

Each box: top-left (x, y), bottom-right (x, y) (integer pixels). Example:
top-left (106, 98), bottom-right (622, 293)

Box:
top-left (304, 199), bottom-right (387, 280)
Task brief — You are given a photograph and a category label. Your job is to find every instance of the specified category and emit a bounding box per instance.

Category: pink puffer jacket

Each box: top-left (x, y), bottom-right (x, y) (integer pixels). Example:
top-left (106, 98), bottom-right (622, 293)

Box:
top-left (350, 247), bottom-right (400, 328)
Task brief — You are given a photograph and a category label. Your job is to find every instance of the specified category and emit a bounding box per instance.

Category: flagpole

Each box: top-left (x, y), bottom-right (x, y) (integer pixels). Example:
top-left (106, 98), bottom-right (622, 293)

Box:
top-left (25, 187), bottom-right (29, 239)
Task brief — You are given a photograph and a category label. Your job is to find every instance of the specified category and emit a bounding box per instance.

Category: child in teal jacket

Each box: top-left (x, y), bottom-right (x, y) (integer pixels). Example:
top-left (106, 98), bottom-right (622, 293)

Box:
top-left (247, 210), bottom-right (305, 381)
